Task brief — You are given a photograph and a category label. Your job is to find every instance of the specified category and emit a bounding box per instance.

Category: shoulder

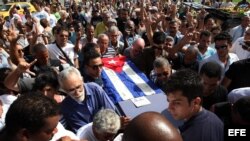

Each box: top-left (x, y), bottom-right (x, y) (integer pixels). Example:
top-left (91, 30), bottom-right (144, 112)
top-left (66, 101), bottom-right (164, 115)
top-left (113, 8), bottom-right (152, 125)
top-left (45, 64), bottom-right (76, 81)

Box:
top-left (85, 82), bottom-right (103, 93)
top-left (65, 43), bottom-right (75, 48)
top-left (228, 53), bottom-right (239, 61)
top-left (204, 109), bottom-right (223, 122)
top-left (76, 122), bottom-right (93, 137)
top-left (46, 43), bottom-right (56, 49)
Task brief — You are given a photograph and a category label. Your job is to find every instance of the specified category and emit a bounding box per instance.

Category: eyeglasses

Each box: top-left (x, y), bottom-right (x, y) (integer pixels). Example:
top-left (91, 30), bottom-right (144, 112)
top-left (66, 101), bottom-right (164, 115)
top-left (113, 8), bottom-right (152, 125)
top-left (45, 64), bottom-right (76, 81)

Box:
top-left (66, 84), bottom-right (83, 95)
top-left (89, 64), bottom-right (104, 70)
top-left (111, 34), bottom-right (118, 37)
top-left (155, 72), bottom-right (169, 77)
top-left (215, 45), bottom-right (227, 50)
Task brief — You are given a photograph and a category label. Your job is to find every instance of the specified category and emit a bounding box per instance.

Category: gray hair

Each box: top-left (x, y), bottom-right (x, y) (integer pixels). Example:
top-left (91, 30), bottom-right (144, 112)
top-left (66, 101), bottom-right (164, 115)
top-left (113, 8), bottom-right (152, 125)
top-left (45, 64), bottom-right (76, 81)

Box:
top-left (108, 26), bottom-right (119, 33)
top-left (153, 57), bottom-right (171, 68)
top-left (97, 33), bottom-right (109, 41)
top-left (93, 109), bottom-right (121, 134)
top-left (165, 36), bottom-right (174, 45)
top-left (58, 66), bottom-right (82, 88)
top-left (166, 36), bottom-right (174, 42)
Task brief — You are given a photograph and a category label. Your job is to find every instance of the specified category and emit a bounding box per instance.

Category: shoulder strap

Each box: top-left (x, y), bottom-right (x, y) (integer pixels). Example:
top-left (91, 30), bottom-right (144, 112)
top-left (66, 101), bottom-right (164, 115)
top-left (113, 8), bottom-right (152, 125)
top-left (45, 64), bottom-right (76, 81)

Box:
top-left (54, 42), bottom-right (74, 66)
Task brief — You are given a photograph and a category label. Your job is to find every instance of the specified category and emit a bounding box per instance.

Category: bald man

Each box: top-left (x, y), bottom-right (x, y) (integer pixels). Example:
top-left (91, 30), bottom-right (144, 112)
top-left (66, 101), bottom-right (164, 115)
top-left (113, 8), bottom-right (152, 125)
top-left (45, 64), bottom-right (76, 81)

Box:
top-left (122, 112), bottom-right (183, 141)
top-left (123, 38), bottom-right (145, 59)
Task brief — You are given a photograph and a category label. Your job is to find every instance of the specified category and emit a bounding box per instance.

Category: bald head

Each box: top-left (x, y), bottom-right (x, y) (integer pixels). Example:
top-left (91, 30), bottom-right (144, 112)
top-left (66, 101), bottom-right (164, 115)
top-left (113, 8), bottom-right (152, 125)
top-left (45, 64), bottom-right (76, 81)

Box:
top-left (122, 112), bottom-right (183, 141)
top-left (131, 38), bottom-right (145, 58)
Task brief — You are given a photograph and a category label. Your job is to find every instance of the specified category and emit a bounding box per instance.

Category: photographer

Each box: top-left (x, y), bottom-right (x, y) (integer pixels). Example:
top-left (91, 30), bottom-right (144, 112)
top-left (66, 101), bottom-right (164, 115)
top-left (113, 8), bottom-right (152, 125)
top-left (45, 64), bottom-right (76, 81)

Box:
top-left (230, 28), bottom-right (250, 60)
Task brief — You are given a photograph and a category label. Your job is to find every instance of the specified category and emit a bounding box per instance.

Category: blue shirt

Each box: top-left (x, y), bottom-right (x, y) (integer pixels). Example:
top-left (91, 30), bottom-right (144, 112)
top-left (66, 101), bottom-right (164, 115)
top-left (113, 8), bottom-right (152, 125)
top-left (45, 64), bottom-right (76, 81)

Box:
top-left (179, 108), bottom-right (224, 141)
top-left (197, 47), bottom-right (216, 62)
top-left (60, 82), bottom-right (117, 133)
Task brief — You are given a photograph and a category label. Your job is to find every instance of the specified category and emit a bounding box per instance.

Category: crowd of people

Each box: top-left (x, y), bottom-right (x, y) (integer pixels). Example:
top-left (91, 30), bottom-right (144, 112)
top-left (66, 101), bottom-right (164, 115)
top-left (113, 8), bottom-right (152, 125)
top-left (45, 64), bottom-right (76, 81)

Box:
top-left (0, 0), bottom-right (250, 141)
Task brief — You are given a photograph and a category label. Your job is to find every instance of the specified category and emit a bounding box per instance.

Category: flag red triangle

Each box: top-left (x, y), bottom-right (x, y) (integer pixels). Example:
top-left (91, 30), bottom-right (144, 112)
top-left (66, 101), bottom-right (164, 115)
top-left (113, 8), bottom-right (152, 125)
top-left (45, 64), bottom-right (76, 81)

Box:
top-left (102, 56), bottom-right (126, 72)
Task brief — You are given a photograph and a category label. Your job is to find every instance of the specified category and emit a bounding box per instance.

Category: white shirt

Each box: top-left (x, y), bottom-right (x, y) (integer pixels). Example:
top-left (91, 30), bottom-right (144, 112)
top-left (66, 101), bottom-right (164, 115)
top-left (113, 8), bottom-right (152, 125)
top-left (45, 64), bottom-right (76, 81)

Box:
top-left (47, 43), bottom-right (78, 65)
top-left (51, 122), bottom-right (79, 141)
top-left (32, 10), bottom-right (50, 22)
top-left (80, 37), bottom-right (98, 50)
top-left (0, 94), bottom-right (17, 130)
top-left (77, 122), bottom-right (99, 141)
top-left (229, 25), bottom-right (249, 43)
top-left (231, 37), bottom-right (250, 60)
top-left (49, 14), bottom-right (57, 28)
top-left (200, 53), bottom-right (239, 78)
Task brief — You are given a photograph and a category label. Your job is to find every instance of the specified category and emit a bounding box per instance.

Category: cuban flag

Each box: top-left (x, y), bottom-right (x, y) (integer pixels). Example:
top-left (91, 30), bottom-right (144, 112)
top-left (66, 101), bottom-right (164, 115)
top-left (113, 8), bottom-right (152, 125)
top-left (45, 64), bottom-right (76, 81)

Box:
top-left (101, 56), bottom-right (163, 104)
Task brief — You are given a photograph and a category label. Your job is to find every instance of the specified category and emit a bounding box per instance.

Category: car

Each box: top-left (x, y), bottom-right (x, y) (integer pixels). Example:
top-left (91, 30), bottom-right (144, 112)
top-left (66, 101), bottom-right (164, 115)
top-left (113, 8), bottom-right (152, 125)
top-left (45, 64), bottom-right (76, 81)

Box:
top-left (0, 2), bottom-right (36, 19)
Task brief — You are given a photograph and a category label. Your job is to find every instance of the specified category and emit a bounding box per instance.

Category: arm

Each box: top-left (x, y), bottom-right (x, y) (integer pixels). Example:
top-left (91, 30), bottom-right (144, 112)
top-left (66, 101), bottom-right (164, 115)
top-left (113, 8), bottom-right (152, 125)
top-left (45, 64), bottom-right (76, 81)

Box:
top-left (4, 66), bottom-right (22, 92)
top-left (74, 31), bottom-right (82, 53)
top-left (74, 58), bottom-right (79, 69)
top-left (4, 60), bottom-right (37, 92)
top-left (168, 33), bottom-right (193, 56)
top-left (221, 76), bottom-right (232, 89)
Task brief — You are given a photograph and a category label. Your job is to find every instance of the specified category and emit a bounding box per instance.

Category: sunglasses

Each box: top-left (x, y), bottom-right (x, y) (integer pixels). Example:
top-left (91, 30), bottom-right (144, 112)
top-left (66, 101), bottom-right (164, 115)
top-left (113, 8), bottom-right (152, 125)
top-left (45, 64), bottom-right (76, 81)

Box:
top-left (215, 45), bottom-right (227, 50)
top-left (155, 72), bottom-right (169, 77)
top-left (89, 64), bottom-right (104, 70)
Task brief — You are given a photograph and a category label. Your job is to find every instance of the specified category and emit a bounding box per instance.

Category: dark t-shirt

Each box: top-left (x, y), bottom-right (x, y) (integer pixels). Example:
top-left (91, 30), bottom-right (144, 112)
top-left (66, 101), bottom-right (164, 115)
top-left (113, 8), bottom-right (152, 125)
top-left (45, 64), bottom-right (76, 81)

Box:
top-left (225, 58), bottom-right (250, 92)
top-left (202, 85), bottom-right (228, 110)
top-left (91, 16), bottom-right (103, 28)
top-left (172, 53), bottom-right (199, 72)
top-left (131, 47), bottom-right (155, 77)
top-left (72, 13), bottom-right (88, 27)
top-left (179, 109), bottom-right (224, 141)
top-left (116, 18), bottom-right (127, 34)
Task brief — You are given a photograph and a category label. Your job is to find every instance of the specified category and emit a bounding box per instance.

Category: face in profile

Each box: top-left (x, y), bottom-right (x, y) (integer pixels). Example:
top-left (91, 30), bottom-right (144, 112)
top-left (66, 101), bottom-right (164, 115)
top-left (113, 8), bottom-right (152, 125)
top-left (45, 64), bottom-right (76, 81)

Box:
top-left (154, 66), bottom-right (171, 87)
top-left (86, 57), bottom-right (103, 78)
top-left (201, 74), bottom-right (219, 96)
top-left (167, 91), bottom-right (196, 121)
top-left (28, 116), bottom-right (59, 141)
top-left (98, 36), bottom-right (109, 54)
top-left (35, 50), bottom-right (49, 65)
top-left (62, 73), bottom-right (85, 102)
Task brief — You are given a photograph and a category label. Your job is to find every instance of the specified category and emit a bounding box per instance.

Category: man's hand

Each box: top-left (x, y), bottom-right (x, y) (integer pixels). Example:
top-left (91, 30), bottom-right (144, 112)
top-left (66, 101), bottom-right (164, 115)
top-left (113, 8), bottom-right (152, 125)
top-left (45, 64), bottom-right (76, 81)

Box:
top-left (17, 59), bottom-right (37, 76)
top-left (120, 116), bottom-right (131, 130)
top-left (6, 28), bottom-right (19, 43)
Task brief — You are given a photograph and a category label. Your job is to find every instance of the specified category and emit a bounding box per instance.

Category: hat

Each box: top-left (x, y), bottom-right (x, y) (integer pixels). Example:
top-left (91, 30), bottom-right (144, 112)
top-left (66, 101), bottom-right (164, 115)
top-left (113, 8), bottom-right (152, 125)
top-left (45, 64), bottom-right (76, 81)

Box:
top-left (150, 6), bottom-right (158, 12)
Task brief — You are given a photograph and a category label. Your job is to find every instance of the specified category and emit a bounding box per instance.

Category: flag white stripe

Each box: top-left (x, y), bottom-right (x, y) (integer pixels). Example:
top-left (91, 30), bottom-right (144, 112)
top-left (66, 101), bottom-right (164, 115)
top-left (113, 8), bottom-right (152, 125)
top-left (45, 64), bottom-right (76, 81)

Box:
top-left (103, 67), bottom-right (134, 100)
top-left (123, 62), bottom-right (156, 96)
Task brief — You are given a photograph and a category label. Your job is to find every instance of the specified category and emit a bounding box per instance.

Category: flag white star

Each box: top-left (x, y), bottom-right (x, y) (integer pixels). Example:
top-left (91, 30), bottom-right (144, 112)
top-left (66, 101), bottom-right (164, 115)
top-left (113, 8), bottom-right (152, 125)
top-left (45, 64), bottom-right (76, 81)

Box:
top-left (108, 59), bottom-right (117, 65)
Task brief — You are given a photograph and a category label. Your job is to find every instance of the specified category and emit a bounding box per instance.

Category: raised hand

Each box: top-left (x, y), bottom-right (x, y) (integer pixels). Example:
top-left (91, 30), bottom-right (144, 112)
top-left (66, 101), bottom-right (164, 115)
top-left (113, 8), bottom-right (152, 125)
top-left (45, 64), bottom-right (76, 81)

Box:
top-left (17, 59), bottom-right (37, 76)
top-left (6, 28), bottom-right (19, 43)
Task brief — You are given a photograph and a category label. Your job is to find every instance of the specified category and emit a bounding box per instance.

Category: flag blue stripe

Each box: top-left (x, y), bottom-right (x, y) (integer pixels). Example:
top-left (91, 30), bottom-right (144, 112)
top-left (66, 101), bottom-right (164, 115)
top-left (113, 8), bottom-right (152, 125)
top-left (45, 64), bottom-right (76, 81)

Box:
top-left (102, 60), bottom-right (163, 104)
top-left (126, 60), bottom-right (163, 94)
top-left (101, 70), bottom-right (124, 103)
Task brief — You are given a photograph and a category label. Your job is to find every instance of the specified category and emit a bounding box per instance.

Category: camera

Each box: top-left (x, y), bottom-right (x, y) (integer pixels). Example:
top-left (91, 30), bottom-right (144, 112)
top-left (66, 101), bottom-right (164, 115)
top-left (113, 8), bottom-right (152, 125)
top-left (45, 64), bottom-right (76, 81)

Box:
top-left (240, 40), bottom-right (250, 50)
